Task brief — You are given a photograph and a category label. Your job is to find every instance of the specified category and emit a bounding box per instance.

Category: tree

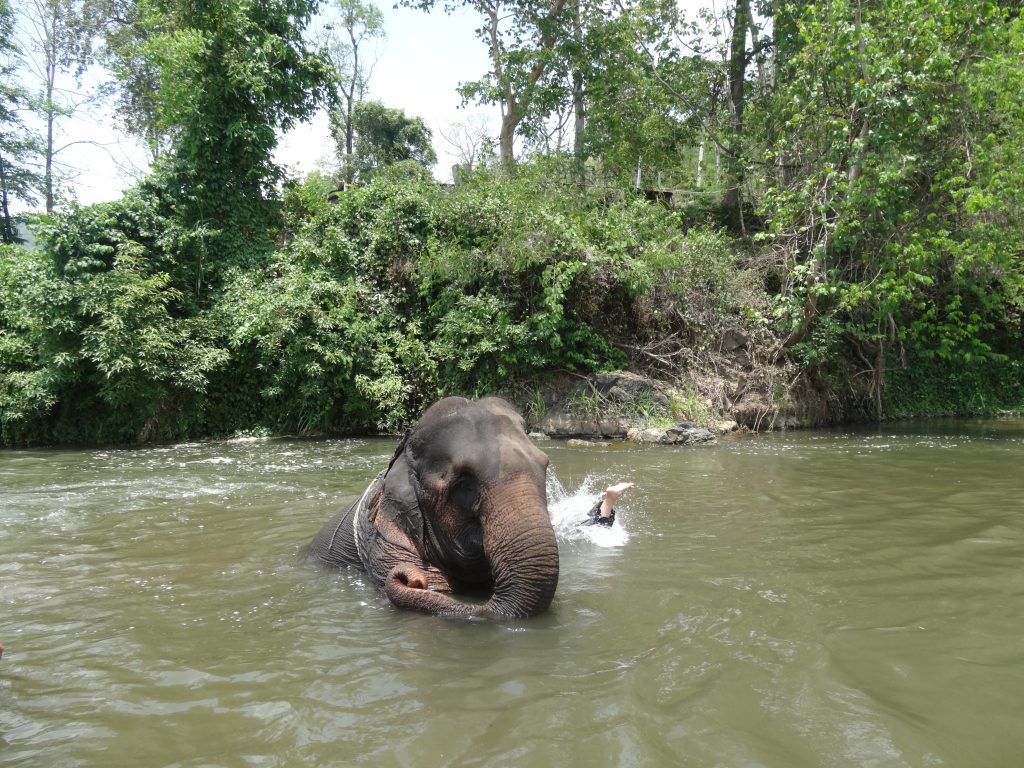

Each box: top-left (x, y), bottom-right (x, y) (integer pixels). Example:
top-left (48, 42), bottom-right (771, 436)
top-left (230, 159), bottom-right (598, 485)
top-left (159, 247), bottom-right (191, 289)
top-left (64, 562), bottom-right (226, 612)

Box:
top-left (94, 0), bottom-right (170, 162)
top-left (569, 0), bottom-right (583, 162)
top-left (351, 100), bottom-right (437, 180)
top-left (720, 0), bottom-right (751, 229)
top-left (440, 114), bottom-right (495, 172)
top-left (575, 2), bottom-right (705, 187)
top-left (322, 0), bottom-right (385, 183)
top-left (138, 0), bottom-right (334, 268)
top-left (404, 0), bottom-right (572, 164)
top-left (0, 0), bottom-right (43, 241)
top-left (18, 0), bottom-right (96, 212)
top-left (762, 0), bottom-right (1024, 409)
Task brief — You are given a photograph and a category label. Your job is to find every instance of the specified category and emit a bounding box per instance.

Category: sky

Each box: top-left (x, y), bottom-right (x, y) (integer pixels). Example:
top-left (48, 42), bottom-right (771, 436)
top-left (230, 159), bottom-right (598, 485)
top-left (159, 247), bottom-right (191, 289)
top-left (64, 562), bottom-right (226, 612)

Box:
top-left (12, 3), bottom-right (497, 212)
top-left (276, 3), bottom-right (498, 184)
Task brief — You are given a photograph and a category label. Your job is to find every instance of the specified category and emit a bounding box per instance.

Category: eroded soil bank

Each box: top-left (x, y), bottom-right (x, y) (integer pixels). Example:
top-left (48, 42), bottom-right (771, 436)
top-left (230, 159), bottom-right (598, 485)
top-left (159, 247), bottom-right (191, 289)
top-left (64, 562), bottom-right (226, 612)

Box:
top-left (508, 337), bottom-right (843, 445)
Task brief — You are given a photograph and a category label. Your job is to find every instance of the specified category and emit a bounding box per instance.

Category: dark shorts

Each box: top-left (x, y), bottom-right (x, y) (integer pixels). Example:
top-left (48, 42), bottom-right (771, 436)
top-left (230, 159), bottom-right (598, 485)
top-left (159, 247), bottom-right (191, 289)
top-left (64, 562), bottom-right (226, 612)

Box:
top-left (581, 500), bottom-right (615, 527)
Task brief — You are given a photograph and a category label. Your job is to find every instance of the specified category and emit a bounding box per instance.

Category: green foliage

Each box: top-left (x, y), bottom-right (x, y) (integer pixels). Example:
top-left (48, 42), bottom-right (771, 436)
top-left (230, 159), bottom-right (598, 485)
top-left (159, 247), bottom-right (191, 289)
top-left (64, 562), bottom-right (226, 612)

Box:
top-left (38, 173), bottom-right (215, 303)
top-left (0, 243), bottom-right (61, 444)
top-left (220, 166), bottom-right (671, 431)
top-left (96, 0), bottom-right (168, 159)
top-left (69, 250), bottom-right (228, 440)
top-left (0, 0), bottom-right (44, 238)
top-left (280, 170), bottom-right (337, 235)
top-left (0, 231), bottom-right (227, 445)
top-left (138, 0), bottom-right (334, 260)
top-left (2, 166), bottom-right (257, 445)
top-left (656, 227), bottom-right (748, 309)
top-left (763, 0), bottom-right (1024, 369)
top-left (4, 163), bottom-right (741, 445)
top-left (420, 163), bottom-right (673, 381)
top-left (205, 171), bottom-right (465, 431)
top-left (885, 354), bottom-right (1024, 419)
top-left (216, 257), bottom-right (433, 434)
top-left (580, 0), bottom-right (708, 187)
top-left (348, 100), bottom-right (437, 181)
top-left (7, 0), bottom-right (1024, 444)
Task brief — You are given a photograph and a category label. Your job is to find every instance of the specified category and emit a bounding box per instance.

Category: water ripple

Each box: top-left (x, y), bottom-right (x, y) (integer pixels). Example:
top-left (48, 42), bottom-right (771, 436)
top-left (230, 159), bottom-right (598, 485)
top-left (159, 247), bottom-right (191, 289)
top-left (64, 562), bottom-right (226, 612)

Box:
top-left (3, 422), bottom-right (1024, 766)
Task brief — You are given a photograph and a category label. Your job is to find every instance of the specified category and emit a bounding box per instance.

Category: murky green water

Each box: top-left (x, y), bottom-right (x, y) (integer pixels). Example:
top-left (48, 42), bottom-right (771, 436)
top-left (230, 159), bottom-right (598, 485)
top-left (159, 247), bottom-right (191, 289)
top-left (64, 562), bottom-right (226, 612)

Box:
top-left (2, 420), bottom-right (1023, 767)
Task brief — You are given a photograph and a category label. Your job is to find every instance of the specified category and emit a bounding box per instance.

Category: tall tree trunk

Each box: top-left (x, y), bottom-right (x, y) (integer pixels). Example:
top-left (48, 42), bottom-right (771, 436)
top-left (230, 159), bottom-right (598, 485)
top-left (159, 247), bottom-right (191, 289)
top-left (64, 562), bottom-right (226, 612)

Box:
top-left (721, 0), bottom-right (750, 232)
top-left (572, 72), bottom-right (584, 156)
top-left (484, 0), bottom-right (568, 166)
top-left (45, 94), bottom-right (55, 213)
top-left (344, 22), bottom-right (359, 183)
top-left (0, 156), bottom-right (13, 244)
top-left (344, 87), bottom-right (355, 183)
top-left (43, 8), bottom-right (57, 214)
top-left (572, 69), bottom-right (585, 176)
top-left (482, 2), bottom-right (516, 165)
top-left (499, 109), bottom-right (518, 164)
top-left (571, 0), bottom-right (585, 183)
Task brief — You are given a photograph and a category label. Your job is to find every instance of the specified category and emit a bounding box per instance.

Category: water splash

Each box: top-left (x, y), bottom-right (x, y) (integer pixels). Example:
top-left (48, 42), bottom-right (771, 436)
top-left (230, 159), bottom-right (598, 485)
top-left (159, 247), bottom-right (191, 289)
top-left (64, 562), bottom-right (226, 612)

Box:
top-left (547, 472), bottom-right (630, 548)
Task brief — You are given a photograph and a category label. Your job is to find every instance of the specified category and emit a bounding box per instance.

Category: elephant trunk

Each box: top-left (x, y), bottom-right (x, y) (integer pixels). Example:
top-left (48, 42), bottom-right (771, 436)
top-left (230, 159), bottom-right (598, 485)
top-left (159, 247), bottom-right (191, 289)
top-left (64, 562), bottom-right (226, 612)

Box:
top-left (383, 473), bottom-right (558, 619)
top-left (477, 474), bottom-right (559, 619)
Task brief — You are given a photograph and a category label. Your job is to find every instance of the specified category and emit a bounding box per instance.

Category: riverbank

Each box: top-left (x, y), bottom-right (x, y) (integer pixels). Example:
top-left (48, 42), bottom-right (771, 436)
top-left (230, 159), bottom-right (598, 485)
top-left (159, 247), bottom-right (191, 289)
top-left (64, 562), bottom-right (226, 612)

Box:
top-left (505, 351), bottom-right (1024, 446)
top-left (506, 365), bottom-right (814, 447)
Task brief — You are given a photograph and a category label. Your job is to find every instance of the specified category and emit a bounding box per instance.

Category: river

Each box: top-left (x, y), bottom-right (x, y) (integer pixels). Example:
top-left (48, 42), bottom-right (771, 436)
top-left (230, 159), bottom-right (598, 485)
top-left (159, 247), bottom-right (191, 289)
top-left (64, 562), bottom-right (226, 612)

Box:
top-left (1, 420), bottom-right (1022, 767)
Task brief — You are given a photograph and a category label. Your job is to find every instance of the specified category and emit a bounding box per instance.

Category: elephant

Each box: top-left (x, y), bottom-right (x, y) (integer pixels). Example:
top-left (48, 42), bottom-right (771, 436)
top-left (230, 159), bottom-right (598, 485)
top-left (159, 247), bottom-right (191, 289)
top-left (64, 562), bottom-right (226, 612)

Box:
top-left (309, 396), bottom-right (559, 619)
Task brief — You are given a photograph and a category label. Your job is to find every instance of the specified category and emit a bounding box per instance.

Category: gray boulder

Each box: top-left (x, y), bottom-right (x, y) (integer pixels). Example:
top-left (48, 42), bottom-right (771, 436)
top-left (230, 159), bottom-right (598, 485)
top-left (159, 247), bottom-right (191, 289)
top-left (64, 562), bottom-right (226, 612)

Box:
top-left (533, 371), bottom-right (716, 445)
top-left (627, 424), bottom-right (716, 445)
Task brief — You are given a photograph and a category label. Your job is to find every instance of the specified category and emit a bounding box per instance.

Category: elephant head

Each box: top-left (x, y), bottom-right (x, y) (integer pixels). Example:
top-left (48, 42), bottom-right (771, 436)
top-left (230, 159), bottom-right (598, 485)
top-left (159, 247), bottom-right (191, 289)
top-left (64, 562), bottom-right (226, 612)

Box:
top-left (372, 396), bottom-right (559, 619)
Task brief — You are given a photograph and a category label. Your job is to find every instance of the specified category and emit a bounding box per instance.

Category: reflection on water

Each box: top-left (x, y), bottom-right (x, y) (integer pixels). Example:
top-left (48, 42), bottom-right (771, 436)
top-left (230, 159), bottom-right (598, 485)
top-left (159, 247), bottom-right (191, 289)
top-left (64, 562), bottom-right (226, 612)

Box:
top-left (1, 420), bottom-right (1023, 767)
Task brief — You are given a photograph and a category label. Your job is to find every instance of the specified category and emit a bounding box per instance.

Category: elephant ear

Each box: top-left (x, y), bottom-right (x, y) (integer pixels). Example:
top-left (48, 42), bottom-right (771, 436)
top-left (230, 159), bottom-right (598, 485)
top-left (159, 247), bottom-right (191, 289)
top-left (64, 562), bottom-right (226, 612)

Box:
top-left (377, 450), bottom-right (425, 547)
top-left (385, 429), bottom-right (412, 473)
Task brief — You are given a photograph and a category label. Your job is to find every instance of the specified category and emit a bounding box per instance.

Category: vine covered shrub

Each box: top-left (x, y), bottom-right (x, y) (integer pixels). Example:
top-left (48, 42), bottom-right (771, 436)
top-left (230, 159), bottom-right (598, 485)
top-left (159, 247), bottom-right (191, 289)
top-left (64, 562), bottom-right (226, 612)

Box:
top-left (220, 166), bottom-right (682, 432)
top-left (0, 244), bottom-right (61, 445)
top-left (418, 166), bottom-right (684, 385)
top-left (1, 165), bottom-right (764, 445)
top-left (0, 234), bottom-right (228, 445)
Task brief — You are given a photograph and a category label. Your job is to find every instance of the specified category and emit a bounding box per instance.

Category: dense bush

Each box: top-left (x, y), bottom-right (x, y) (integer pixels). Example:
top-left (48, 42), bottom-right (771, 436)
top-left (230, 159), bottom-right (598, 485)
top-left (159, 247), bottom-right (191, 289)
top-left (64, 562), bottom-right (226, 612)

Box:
top-left (3, 146), bottom-right (1021, 447)
top-left (3, 164), bottom-right (755, 445)
top-left (1, 196), bottom-right (230, 445)
top-left (0, 244), bottom-right (59, 444)
top-left (219, 164), bottom-right (713, 434)
top-left (884, 354), bottom-right (1024, 419)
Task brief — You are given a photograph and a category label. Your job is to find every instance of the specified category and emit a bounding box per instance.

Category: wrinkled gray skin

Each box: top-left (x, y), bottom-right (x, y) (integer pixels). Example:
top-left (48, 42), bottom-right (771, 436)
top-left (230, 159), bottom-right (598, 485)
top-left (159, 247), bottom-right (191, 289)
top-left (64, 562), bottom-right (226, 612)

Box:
top-left (309, 396), bottom-right (559, 619)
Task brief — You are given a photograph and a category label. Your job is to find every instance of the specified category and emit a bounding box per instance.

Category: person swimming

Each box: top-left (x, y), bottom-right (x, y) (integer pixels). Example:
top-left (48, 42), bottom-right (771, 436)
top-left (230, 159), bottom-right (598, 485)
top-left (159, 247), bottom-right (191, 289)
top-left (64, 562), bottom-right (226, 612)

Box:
top-left (581, 482), bottom-right (634, 527)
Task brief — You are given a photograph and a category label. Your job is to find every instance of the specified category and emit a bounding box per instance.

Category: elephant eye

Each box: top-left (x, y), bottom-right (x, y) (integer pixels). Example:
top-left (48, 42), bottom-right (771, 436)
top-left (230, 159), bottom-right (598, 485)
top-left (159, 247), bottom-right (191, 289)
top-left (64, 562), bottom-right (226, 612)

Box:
top-left (449, 476), bottom-right (481, 512)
